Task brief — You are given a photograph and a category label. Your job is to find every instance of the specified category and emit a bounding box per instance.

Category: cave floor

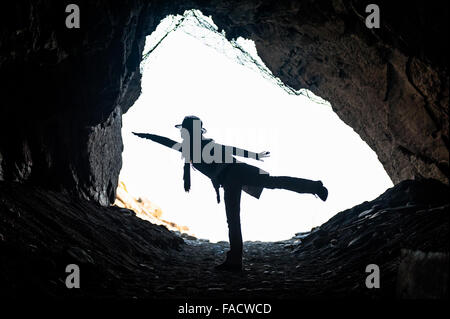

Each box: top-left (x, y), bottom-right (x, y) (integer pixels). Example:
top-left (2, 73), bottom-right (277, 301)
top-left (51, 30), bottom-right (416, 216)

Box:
top-left (152, 238), bottom-right (362, 299)
top-left (0, 180), bottom-right (448, 299)
top-left (152, 197), bottom-right (448, 300)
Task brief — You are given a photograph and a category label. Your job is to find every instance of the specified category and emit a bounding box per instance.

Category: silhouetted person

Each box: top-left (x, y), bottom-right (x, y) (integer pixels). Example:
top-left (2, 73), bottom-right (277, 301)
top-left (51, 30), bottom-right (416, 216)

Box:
top-left (134, 115), bottom-right (328, 272)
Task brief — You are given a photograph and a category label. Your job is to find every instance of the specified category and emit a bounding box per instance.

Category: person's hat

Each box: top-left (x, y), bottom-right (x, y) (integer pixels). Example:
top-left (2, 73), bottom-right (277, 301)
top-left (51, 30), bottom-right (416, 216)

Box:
top-left (175, 115), bottom-right (207, 133)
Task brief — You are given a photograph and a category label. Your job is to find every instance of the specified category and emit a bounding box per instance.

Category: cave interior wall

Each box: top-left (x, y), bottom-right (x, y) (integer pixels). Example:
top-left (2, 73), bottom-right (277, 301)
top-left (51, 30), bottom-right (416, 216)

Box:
top-left (0, 0), bottom-right (448, 205)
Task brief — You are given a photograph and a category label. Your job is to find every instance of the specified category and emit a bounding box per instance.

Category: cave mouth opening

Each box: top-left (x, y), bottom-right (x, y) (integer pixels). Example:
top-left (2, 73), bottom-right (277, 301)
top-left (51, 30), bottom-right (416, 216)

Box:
top-left (118, 10), bottom-right (393, 243)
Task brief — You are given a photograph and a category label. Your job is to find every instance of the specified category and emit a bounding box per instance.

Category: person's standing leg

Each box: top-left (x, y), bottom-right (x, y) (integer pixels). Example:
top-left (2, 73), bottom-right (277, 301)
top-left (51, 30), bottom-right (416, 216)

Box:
top-left (215, 183), bottom-right (243, 271)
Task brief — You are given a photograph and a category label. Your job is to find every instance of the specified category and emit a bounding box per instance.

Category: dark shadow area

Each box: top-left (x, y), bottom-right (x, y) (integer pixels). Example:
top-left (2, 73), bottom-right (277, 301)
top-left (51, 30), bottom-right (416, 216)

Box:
top-left (1, 179), bottom-right (447, 298)
top-left (0, 0), bottom-right (448, 302)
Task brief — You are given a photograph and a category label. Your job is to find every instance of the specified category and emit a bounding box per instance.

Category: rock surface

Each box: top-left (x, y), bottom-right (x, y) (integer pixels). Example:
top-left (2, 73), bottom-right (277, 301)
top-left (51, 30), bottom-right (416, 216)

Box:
top-left (396, 249), bottom-right (449, 299)
top-left (206, 0), bottom-right (450, 184)
top-left (1, 179), bottom-right (447, 298)
top-left (0, 1), bottom-right (448, 206)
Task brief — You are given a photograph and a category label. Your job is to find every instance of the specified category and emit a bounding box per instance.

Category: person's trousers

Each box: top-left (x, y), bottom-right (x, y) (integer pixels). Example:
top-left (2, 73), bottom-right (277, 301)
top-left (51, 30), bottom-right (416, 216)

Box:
top-left (220, 163), bottom-right (320, 261)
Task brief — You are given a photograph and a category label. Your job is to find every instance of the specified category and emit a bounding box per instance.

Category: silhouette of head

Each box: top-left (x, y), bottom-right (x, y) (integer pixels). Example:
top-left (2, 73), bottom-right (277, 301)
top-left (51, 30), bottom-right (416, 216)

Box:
top-left (175, 115), bottom-right (207, 138)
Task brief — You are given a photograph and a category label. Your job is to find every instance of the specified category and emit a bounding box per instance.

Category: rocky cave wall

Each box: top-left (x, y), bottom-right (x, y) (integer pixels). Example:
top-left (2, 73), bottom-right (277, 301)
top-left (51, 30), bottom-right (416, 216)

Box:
top-left (186, 0), bottom-right (449, 184)
top-left (0, 0), bottom-right (448, 206)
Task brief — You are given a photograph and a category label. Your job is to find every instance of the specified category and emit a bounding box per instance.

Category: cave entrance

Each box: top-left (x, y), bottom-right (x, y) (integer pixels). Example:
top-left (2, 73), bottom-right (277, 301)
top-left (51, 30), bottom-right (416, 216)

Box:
top-left (118, 10), bottom-right (393, 242)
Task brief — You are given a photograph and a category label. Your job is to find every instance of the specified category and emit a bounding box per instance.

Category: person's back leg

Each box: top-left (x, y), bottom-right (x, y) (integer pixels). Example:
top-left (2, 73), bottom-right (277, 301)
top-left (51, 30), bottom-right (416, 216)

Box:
top-left (253, 174), bottom-right (328, 201)
top-left (221, 163), bottom-right (328, 201)
top-left (260, 175), bottom-right (328, 200)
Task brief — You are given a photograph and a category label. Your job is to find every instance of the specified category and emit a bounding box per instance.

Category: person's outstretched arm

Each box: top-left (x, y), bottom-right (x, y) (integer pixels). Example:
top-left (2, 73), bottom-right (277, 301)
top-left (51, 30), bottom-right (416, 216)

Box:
top-left (221, 144), bottom-right (270, 161)
top-left (133, 132), bottom-right (182, 152)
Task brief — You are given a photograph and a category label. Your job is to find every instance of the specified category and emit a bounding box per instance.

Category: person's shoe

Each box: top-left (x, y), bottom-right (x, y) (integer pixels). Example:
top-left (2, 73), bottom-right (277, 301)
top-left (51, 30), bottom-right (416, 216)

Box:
top-left (316, 181), bottom-right (328, 201)
top-left (214, 261), bottom-right (242, 272)
top-left (214, 251), bottom-right (242, 272)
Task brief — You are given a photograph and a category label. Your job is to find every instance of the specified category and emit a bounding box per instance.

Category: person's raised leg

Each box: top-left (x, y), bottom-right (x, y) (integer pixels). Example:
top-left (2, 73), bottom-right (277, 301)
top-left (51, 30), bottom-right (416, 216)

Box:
top-left (223, 163), bottom-right (328, 201)
top-left (215, 184), bottom-right (243, 271)
top-left (255, 174), bottom-right (328, 201)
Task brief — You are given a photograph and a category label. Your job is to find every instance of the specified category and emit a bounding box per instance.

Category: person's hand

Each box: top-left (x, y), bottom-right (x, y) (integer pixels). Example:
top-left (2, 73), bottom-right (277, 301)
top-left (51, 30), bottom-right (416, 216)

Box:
top-left (258, 151), bottom-right (270, 161)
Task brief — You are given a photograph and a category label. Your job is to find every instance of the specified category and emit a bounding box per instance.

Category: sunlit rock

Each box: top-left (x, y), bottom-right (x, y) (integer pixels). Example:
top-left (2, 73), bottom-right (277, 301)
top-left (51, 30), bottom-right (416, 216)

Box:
top-left (114, 181), bottom-right (192, 236)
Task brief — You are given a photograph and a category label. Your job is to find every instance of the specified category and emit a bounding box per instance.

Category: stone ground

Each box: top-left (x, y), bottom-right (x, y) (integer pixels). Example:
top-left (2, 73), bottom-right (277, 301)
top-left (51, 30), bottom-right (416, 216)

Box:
top-left (152, 199), bottom-right (448, 300)
top-left (154, 237), bottom-right (358, 300)
top-left (152, 238), bottom-right (314, 299)
top-left (0, 179), bottom-right (448, 299)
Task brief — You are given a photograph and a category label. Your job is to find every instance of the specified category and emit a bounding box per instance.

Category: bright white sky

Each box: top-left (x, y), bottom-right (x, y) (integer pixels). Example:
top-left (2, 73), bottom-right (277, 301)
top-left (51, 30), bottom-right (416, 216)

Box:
top-left (119, 14), bottom-right (393, 242)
